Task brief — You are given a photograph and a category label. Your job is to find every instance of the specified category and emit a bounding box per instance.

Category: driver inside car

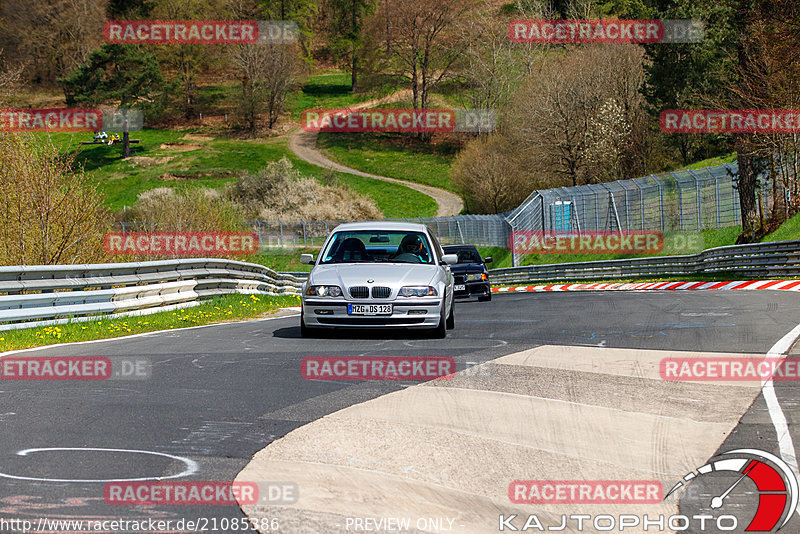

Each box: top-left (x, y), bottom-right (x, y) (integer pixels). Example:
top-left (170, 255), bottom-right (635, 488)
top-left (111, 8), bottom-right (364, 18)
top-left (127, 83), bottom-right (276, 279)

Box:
top-left (391, 234), bottom-right (429, 263)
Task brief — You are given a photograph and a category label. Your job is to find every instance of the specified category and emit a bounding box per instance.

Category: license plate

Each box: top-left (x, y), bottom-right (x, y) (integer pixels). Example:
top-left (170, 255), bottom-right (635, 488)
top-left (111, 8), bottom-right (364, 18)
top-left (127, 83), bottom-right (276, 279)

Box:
top-left (454, 284), bottom-right (466, 291)
top-left (348, 304), bottom-right (392, 315)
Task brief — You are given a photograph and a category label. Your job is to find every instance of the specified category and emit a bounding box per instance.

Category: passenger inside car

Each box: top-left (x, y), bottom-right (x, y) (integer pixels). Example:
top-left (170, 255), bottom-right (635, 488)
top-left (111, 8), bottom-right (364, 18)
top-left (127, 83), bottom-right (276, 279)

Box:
top-left (333, 237), bottom-right (370, 262)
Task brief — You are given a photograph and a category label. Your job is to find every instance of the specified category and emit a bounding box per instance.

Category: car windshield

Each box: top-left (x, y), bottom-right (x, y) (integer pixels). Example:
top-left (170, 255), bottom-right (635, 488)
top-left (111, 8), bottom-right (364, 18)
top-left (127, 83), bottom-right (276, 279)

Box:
top-left (444, 247), bottom-right (483, 264)
top-left (319, 231), bottom-right (435, 265)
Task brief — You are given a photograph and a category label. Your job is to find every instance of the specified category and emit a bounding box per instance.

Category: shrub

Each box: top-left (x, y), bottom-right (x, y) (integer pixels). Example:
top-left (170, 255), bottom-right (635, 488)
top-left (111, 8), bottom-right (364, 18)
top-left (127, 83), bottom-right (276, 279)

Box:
top-left (0, 133), bottom-right (112, 265)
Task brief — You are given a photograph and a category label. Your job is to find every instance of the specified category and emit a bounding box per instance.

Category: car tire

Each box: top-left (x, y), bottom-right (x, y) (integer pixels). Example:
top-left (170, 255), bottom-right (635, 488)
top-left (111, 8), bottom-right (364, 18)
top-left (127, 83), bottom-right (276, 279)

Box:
top-left (446, 299), bottom-right (455, 329)
top-left (429, 298), bottom-right (447, 338)
top-left (300, 311), bottom-right (314, 338)
top-left (478, 293), bottom-right (492, 302)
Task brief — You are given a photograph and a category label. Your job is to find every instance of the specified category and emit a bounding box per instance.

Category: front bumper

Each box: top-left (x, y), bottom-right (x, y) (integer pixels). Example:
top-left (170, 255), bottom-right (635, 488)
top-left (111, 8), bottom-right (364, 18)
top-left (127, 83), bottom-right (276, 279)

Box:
top-left (453, 281), bottom-right (491, 299)
top-left (302, 298), bottom-right (442, 328)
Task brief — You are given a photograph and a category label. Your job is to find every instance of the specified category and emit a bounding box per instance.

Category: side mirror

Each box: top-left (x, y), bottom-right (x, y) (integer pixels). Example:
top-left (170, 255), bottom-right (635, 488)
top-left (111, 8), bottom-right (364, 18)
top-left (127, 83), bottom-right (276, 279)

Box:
top-left (441, 254), bottom-right (458, 265)
top-left (300, 253), bottom-right (315, 265)
top-left (484, 256), bottom-right (493, 264)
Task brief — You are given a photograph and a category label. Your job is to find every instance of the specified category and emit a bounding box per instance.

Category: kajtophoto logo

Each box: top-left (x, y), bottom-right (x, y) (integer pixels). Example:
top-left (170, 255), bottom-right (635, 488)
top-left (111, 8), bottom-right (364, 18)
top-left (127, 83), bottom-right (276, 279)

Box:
top-left (665, 449), bottom-right (798, 532)
top-left (498, 449), bottom-right (798, 531)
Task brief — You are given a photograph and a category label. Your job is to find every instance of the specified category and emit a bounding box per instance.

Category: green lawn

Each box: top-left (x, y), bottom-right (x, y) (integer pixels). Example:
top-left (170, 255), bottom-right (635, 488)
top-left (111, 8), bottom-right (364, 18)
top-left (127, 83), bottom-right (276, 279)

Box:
top-left (45, 129), bottom-right (435, 218)
top-left (762, 211), bottom-right (800, 242)
top-left (0, 294), bottom-right (299, 352)
top-left (249, 248), bottom-right (317, 272)
top-left (285, 72), bottom-right (403, 120)
top-left (317, 131), bottom-right (459, 193)
top-left (673, 153), bottom-right (737, 171)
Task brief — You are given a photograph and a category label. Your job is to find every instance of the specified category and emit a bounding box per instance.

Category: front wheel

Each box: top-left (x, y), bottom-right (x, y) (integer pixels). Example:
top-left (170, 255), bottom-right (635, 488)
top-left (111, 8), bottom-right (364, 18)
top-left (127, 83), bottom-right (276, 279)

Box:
top-left (446, 300), bottom-right (455, 329)
top-left (429, 298), bottom-right (447, 338)
top-left (300, 311), bottom-right (313, 338)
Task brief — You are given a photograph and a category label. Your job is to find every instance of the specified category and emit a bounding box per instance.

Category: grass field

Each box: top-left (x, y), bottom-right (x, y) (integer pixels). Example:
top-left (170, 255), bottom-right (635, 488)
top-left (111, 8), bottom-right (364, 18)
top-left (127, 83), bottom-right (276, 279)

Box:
top-left (284, 72), bottom-right (403, 119)
top-left (0, 294), bottom-right (299, 351)
top-left (673, 153), bottom-right (737, 171)
top-left (47, 129), bottom-right (436, 218)
top-left (317, 131), bottom-right (459, 192)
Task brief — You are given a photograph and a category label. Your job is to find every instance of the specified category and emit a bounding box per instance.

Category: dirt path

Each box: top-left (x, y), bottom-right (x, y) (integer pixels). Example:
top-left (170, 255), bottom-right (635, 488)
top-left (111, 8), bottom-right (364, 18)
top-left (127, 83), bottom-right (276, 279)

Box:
top-left (288, 90), bottom-right (464, 217)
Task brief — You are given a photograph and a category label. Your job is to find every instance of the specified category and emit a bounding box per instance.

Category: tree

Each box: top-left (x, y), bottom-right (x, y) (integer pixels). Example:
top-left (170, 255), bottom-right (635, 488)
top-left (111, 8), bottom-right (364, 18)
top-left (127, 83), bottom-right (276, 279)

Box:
top-left (508, 45), bottom-right (647, 187)
top-left (231, 41), bottom-right (303, 131)
top-left (643, 0), bottom-right (800, 241)
top-left (150, 0), bottom-right (227, 119)
top-left (260, 0), bottom-right (318, 62)
top-left (0, 0), bottom-right (107, 85)
top-left (454, 2), bottom-right (524, 116)
top-left (59, 44), bottom-right (165, 157)
top-left (325, 0), bottom-right (377, 91)
top-left (372, 0), bottom-right (475, 141)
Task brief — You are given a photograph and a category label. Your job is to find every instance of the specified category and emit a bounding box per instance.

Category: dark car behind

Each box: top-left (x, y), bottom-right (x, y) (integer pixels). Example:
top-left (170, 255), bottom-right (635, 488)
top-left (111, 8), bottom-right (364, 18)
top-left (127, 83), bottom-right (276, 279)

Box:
top-left (442, 245), bottom-right (492, 301)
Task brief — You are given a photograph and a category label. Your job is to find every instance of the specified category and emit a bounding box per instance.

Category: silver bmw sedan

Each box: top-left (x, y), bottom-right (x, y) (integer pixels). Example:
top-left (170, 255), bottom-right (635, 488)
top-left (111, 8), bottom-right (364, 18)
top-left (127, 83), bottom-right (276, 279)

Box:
top-left (299, 222), bottom-right (457, 338)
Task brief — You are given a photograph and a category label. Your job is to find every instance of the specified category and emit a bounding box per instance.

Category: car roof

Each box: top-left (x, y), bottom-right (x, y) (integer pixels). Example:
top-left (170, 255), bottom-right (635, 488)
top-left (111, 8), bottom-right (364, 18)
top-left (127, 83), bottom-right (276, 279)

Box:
top-left (330, 221), bottom-right (429, 233)
top-left (443, 244), bottom-right (479, 251)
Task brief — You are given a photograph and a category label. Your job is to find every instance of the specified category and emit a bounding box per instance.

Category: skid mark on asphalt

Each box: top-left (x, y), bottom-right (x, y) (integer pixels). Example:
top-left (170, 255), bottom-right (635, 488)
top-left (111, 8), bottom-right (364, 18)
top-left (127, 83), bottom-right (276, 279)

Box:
top-left (235, 345), bottom-right (767, 533)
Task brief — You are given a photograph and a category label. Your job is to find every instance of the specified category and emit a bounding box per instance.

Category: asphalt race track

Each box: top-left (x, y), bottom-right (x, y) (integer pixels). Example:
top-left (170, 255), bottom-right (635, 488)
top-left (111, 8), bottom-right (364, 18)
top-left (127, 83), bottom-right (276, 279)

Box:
top-left (1, 290), bottom-right (799, 533)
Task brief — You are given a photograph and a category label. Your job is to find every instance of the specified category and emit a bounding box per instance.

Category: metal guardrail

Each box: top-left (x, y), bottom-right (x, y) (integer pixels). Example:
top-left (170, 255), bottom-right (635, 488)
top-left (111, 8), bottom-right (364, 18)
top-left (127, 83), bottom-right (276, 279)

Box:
top-left (490, 240), bottom-right (800, 284)
top-left (0, 259), bottom-right (305, 331)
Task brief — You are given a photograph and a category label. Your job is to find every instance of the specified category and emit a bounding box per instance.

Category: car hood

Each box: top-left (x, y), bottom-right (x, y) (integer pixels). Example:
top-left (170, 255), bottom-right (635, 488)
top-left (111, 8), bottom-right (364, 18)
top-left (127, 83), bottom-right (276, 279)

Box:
top-left (310, 263), bottom-right (438, 288)
top-left (450, 263), bottom-right (485, 274)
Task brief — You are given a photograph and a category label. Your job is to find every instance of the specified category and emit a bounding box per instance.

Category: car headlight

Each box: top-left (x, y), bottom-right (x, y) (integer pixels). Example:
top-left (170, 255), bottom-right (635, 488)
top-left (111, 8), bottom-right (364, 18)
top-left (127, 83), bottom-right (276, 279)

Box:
top-left (481, 273), bottom-right (487, 281)
top-left (305, 285), bottom-right (343, 297)
top-left (466, 273), bottom-right (487, 281)
top-left (398, 286), bottom-right (438, 297)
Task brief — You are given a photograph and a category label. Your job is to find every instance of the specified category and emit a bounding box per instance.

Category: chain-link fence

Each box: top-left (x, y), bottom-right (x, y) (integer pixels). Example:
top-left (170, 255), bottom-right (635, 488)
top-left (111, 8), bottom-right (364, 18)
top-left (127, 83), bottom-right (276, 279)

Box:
top-left (251, 214), bottom-right (510, 250)
top-left (117, 160), bottom-right (792, 266)
top-left (506, 163), bottom-right (749, 235)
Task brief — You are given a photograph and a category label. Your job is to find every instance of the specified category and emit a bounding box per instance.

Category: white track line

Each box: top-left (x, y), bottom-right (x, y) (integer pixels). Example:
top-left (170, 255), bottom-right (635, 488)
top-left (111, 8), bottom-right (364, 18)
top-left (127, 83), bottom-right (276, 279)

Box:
top-left (764, 322), bottom-right (800, 516)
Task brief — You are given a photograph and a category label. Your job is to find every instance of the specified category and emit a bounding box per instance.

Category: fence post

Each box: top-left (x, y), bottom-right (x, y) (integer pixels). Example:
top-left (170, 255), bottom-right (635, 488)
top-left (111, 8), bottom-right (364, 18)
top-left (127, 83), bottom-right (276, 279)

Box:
top-left (688, 170), bottom-right (702, 231)
top-left (670, 173), bottom-right (684, 231)
top-left (619, 181), bottom-right (631, 230)
top-left (715, 178), bottom-right (721, 228)
top-left (651, 175), bottom-right (665, 232)
top-left (632, 178), bottom-right (645, 230)
top-left (279, 220), bottom-right (283, 247)
top-left (300, 219), bottom-right (307, 247)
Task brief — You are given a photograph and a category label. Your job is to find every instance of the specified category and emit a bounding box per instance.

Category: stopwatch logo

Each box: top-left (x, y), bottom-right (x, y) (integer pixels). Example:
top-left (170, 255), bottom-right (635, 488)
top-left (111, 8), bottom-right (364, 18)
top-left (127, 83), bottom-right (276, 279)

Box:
top-left (666, 449), bottom-right (798, 532)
